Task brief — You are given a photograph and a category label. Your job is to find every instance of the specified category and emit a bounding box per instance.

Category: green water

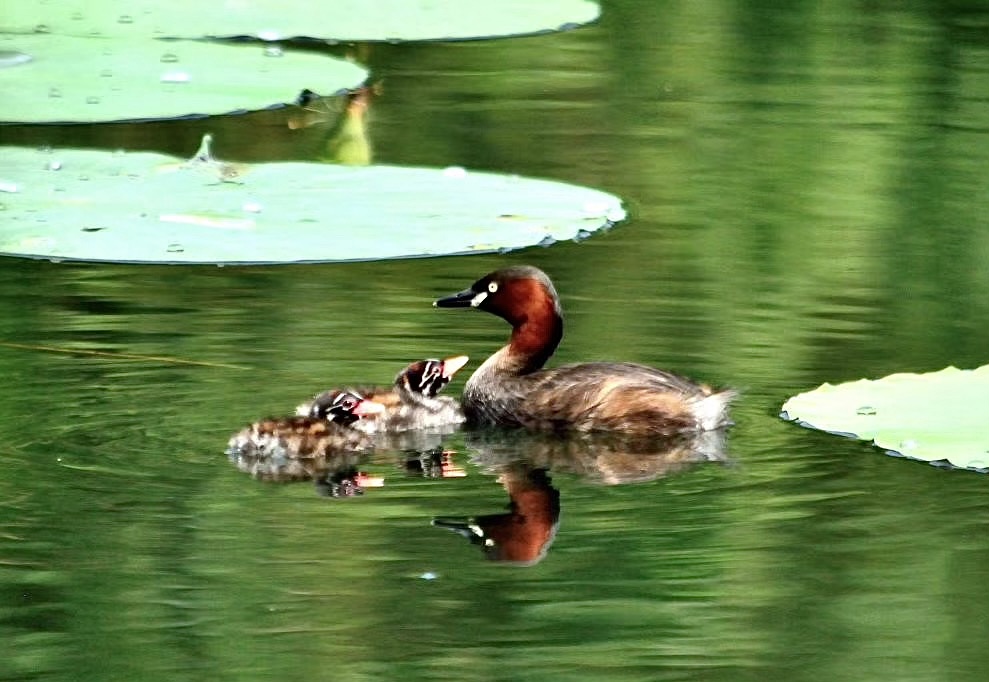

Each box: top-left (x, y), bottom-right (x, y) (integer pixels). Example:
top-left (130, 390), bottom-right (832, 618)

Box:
top-left (3, 2), bottom-right (989, 680)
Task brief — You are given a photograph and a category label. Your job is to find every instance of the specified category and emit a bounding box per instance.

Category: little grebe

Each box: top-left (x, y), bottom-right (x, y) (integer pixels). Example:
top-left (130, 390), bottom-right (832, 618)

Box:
top-left (434, 265), bottom-right (734, 436)
top-left (227, 389), bottom-right (384, 463)
top-left (296, 355), bottom-right (469, 433)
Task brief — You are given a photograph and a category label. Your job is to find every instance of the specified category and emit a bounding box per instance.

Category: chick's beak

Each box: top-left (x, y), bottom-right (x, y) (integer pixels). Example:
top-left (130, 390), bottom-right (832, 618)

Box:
top-left (353, 399), bottom-right (386, 417)
top-left (441, 355), bottom-right (470, 379)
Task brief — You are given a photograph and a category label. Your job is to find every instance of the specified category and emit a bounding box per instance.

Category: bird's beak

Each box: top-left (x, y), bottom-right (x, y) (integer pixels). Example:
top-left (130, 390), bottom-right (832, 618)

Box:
top-left (433, 287), bottom-right (481, 308)
top-left (353, 399), bottom-right (386, 417)
top-left (441, 355), bottom-right (470, 379)
top-left (432, 517), bottom-right (485, 541)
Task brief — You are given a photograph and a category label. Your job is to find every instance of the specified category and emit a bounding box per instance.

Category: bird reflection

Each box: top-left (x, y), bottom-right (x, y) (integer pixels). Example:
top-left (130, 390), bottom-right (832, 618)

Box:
top-left (432, 429), bottom-right (728, 565)
top-left (402, 448), bottom-right (467, 479)
top-left (433, 463), bottom-right (560, 566)
top-left (466, 428), bottom-right (727, 485)
top-left (315, 468), bottom-right (385, 498)
top-left (228, 437), bottom-right (383, 498)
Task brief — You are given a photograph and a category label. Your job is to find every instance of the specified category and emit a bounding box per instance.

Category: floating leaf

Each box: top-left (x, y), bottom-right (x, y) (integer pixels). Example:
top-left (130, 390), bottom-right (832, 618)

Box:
top-left (2, 0), bottom-right (599, 42)
top-left (0, 143), bottom-right (626, 264)
top-left (0, 34), bottom-right (367, 124)
top-left (780, 365), bottom-right (989, 472)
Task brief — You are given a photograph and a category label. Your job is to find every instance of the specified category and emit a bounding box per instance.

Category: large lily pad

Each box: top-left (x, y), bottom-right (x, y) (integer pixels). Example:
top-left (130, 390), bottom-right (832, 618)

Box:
top-left (2, 0), bottom-right (600, 42)
top-left (0, 142), bottom-right (626, 264)
top-left (780, 365), bottom-right (989, 472)
top-left (0, 34), bottom-right (367, 124)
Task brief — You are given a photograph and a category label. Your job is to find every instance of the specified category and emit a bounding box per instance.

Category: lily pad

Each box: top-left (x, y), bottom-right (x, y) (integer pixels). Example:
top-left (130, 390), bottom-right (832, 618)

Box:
top-left (780, 365), bottom-right (989, 472)
top-left (2, 0), bottom-right (600, 42)
top-left (0, 34), bottom-right (367, 124)
top-left (0, 142), bottom-right (626, 264)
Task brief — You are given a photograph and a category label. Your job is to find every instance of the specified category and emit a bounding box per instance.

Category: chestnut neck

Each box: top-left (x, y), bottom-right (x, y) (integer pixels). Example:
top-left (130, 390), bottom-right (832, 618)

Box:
top-left (505, 295), bottom-right (563, 375)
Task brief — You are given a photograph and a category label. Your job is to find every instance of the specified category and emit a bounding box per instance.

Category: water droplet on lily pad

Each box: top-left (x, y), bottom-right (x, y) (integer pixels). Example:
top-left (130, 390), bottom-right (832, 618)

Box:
top-left (34, 24), bottom-right (51, 34)
top-left (117, 15), bottom-right (134, 24)
top-left (86, 95), bottom-right (101, 105)
top-left (160, 52), bottom-right (179, 63)
top-left (46, 160), bottom-right (62, 171)
top-left (160, 71), bottom-right (191, 84)
top-left (48, 87), bottom-right (62, 98)
top-left (856, 406), bottom-right (877, 416)
top-left (263, 45), bottom-right (284, 58)
top-left (0, 51), bottom-right (33, 69)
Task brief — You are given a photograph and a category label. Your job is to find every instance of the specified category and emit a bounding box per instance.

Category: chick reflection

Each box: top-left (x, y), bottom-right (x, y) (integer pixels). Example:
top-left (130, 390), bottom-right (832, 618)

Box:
top-left (229, 442), bottom-right (385, 497)
top-left (403, 449), bottom-right (467, 479)
top-left (315, 468), bottom-right (385, 498)
top-left (433, 430), bottom-right (728, 565)
top-left (433, 464), bottom-right (560, 566)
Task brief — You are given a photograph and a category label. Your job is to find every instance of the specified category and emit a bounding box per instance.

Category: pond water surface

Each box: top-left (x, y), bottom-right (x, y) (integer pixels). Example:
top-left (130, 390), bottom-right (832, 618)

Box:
top-left (3, 2), bottom-right (989, 681)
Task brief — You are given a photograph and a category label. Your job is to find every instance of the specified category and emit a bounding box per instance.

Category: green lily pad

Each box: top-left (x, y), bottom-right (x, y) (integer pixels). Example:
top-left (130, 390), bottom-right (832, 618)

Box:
top-left (2, 0), bottom-right (600, 42)
top-left (780, 365), bottom-right (989, 472)
top-left (0, 34), bottom-right (367, 124)
top-left (0, 141), bottom-right (626, 264)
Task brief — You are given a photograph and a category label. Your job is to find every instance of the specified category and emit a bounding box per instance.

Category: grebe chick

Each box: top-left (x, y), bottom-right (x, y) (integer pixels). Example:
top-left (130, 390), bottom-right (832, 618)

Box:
top-left (296, 355), bottom-right (469, 433)
top-left (227, 389), bottom-right (384, 463)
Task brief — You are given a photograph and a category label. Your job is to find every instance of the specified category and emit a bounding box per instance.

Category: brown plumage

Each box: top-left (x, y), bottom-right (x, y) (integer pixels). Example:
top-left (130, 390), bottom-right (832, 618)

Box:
top-left (434, 265), bottom-right (735, 436)
top-left (226, 389), bottom-right (383, 480)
